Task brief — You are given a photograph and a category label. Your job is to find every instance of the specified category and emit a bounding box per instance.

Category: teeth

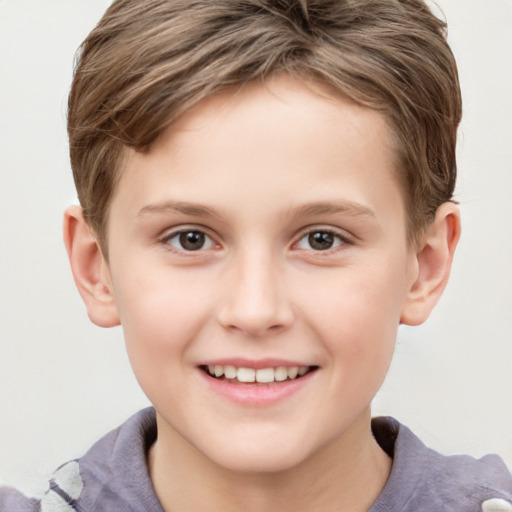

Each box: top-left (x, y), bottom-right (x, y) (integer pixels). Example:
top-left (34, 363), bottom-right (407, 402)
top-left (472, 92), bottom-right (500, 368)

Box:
top-left (287, 367), bottom-right (298, 379)
top-left (274, 366), bottom-right (288, 381)
top-left (224, 365), bottom-right (237, 379)
top-left (237, 367), bottom-right (256, 383)
top-left (205, 364), bottom-right (312, 383)
top-left (256, 368), bottom-right (274, 383)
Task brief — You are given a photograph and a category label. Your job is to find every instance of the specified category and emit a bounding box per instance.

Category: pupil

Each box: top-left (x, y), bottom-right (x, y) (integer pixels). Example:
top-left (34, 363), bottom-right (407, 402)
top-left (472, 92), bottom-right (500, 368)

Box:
top-left (180, 231), bottom-right (205, 250)
top-left (309, 232), bottom-right (334, 250)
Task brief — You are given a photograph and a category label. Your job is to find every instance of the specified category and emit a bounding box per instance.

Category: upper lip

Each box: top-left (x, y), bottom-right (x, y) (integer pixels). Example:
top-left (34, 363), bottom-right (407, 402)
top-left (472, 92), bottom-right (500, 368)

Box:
top-left (198, 358), bottom-right (314, 369)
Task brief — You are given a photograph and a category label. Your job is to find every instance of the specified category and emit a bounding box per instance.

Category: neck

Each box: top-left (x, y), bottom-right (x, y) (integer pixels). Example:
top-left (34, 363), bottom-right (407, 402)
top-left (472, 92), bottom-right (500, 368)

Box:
top-left (148, 408), bottom-right (391, 512)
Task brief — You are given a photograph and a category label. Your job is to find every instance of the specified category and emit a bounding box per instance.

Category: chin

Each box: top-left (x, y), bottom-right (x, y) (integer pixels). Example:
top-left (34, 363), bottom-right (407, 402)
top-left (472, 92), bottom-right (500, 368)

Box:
top-left (201, 435), bottom-right (314, 475)
top-left (215, 451), bottom-right (307, 475)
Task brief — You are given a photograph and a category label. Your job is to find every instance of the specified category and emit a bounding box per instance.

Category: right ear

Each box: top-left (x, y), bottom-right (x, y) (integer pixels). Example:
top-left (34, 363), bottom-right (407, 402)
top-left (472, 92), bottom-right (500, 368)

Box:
top-left (63, 205), bottom-right (120, 328)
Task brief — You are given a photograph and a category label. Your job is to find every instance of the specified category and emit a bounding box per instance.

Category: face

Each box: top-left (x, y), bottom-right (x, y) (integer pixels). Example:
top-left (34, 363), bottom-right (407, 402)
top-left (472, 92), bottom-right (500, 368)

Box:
top-left (104, 76), bottom-right (418, 473)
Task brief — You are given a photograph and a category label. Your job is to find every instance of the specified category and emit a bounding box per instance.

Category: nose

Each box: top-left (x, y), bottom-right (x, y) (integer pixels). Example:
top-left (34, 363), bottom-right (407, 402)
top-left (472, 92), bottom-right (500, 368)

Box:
top-left (216, 249), bottom-right (294, 338)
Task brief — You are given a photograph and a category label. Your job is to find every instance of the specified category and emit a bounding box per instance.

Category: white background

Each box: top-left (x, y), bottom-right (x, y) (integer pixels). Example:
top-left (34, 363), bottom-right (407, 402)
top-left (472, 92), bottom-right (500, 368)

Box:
top-left (0, 0), bottom-right (511, 496)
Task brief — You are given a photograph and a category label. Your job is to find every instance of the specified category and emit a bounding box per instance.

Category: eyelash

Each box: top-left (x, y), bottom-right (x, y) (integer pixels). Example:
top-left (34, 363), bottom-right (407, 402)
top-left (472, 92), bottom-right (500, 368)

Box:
top-left (159, 227), bottom-right (351, 254)
top-left (160, 229), bottom-right (217, 253)
top-left (294, 228), bottom-right (350, 252)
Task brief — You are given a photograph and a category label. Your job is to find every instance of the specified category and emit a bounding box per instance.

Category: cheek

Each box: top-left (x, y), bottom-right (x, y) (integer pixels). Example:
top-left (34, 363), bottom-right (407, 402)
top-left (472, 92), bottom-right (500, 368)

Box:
top-left (111, 266), bottom-right (215, 376)
top-left (303, 260), bottom-right (406, 379)
top-left (307, 259), bottom-right (405, 331)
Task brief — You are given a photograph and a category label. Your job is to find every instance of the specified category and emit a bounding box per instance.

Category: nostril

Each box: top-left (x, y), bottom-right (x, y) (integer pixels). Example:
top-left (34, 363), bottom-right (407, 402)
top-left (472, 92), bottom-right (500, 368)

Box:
top-left (218, 313), bottom-right (291, 337)
top-left (215, 271), bottom-right (294, 336)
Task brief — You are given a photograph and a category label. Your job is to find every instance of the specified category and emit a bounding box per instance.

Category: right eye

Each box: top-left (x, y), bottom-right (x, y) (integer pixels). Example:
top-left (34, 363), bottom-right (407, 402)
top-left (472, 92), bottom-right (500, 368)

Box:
top-left (163, 230), bottom-right (216, 252)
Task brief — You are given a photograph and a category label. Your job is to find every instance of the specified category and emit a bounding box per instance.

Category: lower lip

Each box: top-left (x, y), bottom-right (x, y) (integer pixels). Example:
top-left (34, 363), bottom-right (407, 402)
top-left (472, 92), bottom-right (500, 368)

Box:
top-left (198, 369), bottom-right (316, 406)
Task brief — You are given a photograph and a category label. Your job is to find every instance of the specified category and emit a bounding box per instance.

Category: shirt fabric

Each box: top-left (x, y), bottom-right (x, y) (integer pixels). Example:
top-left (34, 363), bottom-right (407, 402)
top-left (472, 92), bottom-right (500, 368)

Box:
top-left (1, 407), bottom-right (511, 512)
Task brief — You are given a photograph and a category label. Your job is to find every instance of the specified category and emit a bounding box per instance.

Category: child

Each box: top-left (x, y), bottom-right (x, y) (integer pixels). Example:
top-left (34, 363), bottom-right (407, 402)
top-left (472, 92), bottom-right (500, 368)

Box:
top-left (1, 0), bottom-right (511, 511)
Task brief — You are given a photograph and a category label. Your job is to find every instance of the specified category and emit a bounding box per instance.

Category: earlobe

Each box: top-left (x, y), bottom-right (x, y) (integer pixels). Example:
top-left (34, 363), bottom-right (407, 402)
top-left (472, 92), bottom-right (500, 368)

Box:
top-left (63, 205), bottom-right (120, 328)
top-left (400, 202), bottom-right (461, 326)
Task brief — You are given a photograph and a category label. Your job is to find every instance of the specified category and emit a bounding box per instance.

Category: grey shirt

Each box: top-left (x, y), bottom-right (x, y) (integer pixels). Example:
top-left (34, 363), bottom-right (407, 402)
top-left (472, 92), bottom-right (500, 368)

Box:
top-left (1, 408), bottom-right (511, 511)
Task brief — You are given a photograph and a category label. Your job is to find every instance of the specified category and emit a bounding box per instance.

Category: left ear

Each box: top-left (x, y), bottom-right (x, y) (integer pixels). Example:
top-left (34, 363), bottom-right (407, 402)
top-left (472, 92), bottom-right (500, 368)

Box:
top-left (400, 202), bottom-right (461, 326)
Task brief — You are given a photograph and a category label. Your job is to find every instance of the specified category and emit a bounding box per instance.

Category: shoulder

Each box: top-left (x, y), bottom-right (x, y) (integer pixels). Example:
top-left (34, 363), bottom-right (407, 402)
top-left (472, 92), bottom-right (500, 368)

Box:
top-left (0, 485), bottom-right (39, 512)
top-left (0, 460), bottom-right (84, 512)
top-left (370, 416), bottom-right (512, 512)
top-left (1, 408), bottom-right (161, 512)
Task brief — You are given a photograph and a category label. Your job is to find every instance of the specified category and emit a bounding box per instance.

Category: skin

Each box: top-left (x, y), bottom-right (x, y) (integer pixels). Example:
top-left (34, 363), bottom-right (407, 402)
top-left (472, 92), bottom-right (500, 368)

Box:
top-left (64, 76), bottom-right (460, 512)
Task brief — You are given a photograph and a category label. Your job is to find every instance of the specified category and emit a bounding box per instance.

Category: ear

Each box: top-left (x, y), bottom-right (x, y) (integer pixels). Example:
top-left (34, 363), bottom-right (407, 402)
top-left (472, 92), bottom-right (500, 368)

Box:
top-left (400, 202), bottom-right (461, 326)
top-left (63, 205), bottom-right (120, 328)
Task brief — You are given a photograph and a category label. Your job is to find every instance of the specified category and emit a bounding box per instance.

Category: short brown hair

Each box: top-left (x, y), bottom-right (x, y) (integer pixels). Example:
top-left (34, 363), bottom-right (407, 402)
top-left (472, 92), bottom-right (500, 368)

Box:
top-left (68, 0), bottom-right (461, 250)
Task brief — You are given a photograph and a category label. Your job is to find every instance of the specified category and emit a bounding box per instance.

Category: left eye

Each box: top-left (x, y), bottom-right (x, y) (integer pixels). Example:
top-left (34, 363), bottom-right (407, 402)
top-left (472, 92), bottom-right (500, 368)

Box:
top-left (165, 230), bottom-right (216, 251)
top-left (296, 230), bottom-right (345, 251)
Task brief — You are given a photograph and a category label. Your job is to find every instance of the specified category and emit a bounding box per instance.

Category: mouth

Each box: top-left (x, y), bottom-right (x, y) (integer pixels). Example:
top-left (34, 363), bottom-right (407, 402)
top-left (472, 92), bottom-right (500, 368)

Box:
top-left (199, 364), bottom-right (318, 384)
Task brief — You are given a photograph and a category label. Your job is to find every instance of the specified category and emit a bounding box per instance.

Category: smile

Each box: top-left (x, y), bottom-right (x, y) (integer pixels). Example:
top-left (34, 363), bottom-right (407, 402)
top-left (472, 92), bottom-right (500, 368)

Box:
top-left (201, 364), bottom-right (316, 383)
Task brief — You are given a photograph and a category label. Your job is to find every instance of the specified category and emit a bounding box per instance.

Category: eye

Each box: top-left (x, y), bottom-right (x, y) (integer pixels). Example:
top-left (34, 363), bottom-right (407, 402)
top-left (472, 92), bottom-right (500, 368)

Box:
top-left (164, 230), bottom-right (216, 252)
top-left (296, 230), bottom-right (346, 251)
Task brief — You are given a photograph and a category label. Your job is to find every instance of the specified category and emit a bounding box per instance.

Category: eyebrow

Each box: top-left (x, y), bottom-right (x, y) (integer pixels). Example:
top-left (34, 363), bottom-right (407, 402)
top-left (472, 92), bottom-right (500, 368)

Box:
top-left (137, 201), bottom-right (223, 219)
top-left (290, 201), bottom-right (376, 219)
top-left (137, 199), bottom-right (375, 220)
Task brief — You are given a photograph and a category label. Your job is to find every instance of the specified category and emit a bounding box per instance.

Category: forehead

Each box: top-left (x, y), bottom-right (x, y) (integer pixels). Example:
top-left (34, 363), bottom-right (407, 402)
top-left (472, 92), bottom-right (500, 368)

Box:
top-left (110, 76), bottom-right (406, 233)
top-left (155, 77), bottom-right (392, 160)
